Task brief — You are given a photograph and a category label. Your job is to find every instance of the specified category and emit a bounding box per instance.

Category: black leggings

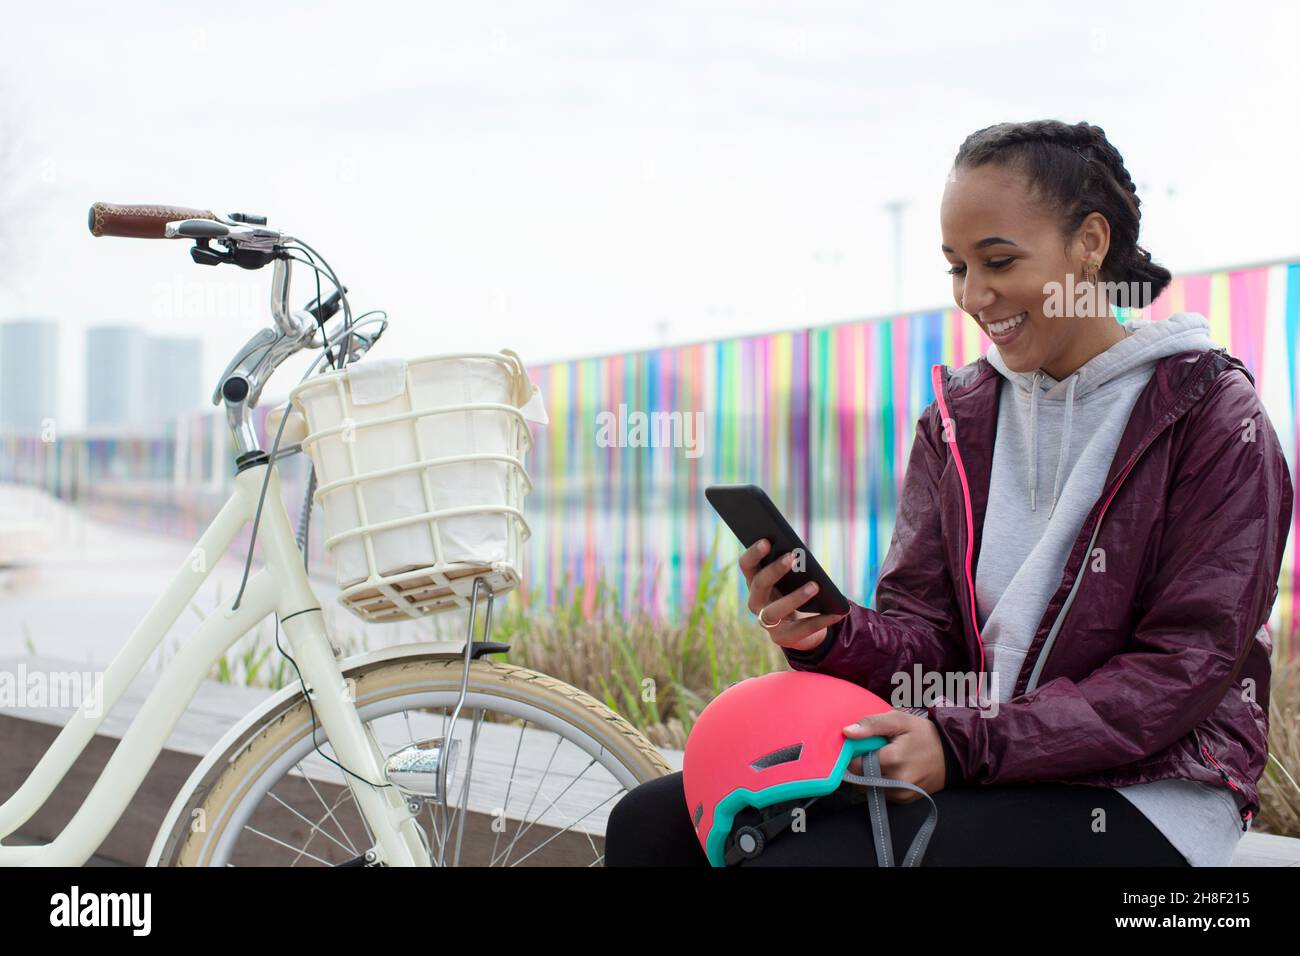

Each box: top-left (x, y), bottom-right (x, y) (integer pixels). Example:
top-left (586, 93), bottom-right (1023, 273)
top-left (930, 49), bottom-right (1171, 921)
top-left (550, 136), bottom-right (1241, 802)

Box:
top-left (605, 771), bottom-right (1191, 866)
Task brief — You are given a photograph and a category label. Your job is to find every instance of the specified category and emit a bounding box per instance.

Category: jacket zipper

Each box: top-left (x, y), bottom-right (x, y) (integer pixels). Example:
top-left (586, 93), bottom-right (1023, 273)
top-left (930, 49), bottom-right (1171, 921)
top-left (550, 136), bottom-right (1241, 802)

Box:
top-left (1021, 447), bottom-right (1149, 693)
top-left (930, 365), bottom-right (988, 700)
top-left (1024, 349), bottom-right (1224, 694)
top-left (1197, 733), bottom-right (1253, 832)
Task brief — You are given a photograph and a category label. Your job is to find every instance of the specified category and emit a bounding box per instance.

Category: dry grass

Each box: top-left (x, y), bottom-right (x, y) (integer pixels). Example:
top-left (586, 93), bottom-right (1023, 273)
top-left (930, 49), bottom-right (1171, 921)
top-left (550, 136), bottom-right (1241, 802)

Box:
top-left (1259, 652), bottom-right (1300, 836)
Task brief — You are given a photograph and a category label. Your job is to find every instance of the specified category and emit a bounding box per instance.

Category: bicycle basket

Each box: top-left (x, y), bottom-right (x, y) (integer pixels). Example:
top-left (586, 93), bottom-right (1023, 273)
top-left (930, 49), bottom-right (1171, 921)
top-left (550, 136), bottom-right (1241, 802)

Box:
top-left (288, 348), bottom-right (548, 623)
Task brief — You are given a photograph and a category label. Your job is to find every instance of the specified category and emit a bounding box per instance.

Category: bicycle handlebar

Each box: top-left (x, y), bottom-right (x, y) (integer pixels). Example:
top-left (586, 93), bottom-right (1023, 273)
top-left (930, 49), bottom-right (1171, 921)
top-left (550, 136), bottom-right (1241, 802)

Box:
top-left (82, 200), bottom-right (376, 457)
top-left (88, 202), bottom-right (219, 239)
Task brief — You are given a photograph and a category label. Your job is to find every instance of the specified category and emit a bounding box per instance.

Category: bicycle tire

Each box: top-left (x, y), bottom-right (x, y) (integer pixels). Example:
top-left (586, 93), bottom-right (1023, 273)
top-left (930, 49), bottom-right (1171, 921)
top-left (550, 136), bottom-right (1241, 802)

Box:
top-left (158, 656), bottom-right (673, 866)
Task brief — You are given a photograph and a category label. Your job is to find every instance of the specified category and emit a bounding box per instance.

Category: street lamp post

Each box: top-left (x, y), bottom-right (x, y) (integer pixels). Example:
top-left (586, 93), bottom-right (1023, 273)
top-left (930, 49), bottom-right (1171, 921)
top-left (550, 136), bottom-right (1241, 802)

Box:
top-left (882, 199), bottom-right (909, 313)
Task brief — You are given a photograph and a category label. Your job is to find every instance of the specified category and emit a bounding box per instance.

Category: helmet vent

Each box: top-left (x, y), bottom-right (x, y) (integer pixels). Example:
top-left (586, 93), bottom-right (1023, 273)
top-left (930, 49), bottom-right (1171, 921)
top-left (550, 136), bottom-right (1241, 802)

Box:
top-left (692, 802), bottom-right (704, 828)
top-left (750, 743), bottom-right (804, 770)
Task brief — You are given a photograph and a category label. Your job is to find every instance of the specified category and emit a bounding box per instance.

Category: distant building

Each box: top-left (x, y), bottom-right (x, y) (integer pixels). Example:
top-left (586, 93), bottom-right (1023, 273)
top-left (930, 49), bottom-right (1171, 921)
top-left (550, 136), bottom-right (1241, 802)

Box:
top-left (86, 326), bottom-right (203, 429)
top-left (146, 336), bottom-right (204, 422)
top-left (86, 325), bottom-right (146, 428)
top-left (0, 319), bottom-right (59, 434)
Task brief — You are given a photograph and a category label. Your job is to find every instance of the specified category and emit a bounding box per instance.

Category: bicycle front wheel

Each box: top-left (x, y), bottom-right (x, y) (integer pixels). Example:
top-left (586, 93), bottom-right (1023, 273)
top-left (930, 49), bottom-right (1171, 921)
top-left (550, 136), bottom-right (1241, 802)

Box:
top-left (159, 657), bottom-right (673, 866)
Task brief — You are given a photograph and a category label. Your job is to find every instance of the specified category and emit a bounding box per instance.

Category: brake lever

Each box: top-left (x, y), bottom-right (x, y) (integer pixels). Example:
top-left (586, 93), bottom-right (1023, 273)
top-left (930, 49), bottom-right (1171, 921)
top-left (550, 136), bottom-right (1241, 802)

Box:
top-left (304, 287), bottom-right (347, 324)
top-left (212, 319), bottom-right (314, 408)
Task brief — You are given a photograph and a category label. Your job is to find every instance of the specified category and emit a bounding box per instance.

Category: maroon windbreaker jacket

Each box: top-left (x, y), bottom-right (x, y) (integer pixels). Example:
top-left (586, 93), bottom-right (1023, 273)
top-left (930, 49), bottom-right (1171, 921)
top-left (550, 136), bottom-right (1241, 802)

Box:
top-left (784, 345), bottom-right (1294, 830)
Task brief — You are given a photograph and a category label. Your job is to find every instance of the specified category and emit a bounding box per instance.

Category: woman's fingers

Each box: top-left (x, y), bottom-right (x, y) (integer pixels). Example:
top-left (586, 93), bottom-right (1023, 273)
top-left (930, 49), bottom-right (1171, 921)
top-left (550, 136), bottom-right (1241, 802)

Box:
top-left (748, 546), bottom-right (795, 606)
top-left (745, 548), bottom-right (801, 614)
top-left (768, 611), bottom-right (848, 650)
top-left (740, 543), bottom-right (846, 651)
top-left (764, 579), bottom-right (823, 622)
top-left (737, 538), bottom-right (771, 588)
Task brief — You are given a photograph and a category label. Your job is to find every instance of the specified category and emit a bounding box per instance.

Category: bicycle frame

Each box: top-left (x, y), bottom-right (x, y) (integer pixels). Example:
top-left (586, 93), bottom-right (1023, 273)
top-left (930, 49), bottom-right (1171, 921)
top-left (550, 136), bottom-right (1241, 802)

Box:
top-left (0, 460), bottom-right (431, 866)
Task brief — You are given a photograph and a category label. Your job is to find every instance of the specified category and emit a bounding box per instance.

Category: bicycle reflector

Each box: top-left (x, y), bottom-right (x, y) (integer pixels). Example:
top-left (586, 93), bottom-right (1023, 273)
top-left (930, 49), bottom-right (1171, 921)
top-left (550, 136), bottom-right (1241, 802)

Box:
top-left (681, 670), bottom-right (940, 866)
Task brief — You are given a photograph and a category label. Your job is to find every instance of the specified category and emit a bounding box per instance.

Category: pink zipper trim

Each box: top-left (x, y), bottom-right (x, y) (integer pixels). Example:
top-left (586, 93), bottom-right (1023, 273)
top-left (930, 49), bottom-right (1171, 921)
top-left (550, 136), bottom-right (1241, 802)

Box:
top-left (1097, 455), bottom-right (1139, 517)
top-left (930, 365), bottom-right (987, 699)
top-left (1202, 743), bottom-right (1253, 831)
top-left (1201, 746), bottom-right (1241, 793)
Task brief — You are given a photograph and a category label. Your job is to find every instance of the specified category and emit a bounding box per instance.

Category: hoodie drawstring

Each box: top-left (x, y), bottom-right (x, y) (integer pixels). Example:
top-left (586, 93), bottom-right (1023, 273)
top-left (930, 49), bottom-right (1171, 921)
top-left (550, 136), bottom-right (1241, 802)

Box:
top-left (1027, 371), bottom-right (1040, 512)
top-left (996, 313), bottom-right (1214, 520)
top-left (1027, 370), bottom-right (1078, 519)
top-left (1047, 374), bottom-right (1078, 519)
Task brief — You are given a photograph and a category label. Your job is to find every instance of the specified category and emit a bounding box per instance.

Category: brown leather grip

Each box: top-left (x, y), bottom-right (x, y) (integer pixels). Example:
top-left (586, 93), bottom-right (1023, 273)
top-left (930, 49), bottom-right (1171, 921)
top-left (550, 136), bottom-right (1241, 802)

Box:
top-left (88, 202), bottom-right (219, 238)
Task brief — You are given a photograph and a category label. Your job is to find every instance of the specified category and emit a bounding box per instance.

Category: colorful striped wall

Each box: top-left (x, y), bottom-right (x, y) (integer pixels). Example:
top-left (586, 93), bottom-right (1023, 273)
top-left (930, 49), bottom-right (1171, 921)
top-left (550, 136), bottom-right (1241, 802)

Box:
top-left (520, 261), bottom-right (1300, 652)
top-left (3, 260), bottom-right (1298, 651)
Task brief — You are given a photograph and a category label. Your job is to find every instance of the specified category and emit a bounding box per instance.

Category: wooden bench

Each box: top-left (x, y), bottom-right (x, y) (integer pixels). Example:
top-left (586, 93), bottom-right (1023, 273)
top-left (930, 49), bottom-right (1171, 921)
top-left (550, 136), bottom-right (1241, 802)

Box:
top-left (2, 655), bottom-right (1297, 866)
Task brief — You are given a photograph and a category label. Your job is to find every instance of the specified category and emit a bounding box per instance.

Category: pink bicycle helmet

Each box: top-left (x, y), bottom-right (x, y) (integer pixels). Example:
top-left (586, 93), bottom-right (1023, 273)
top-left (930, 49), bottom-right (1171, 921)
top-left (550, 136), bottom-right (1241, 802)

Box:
top-left (682, 670), bottom-right (939, 866)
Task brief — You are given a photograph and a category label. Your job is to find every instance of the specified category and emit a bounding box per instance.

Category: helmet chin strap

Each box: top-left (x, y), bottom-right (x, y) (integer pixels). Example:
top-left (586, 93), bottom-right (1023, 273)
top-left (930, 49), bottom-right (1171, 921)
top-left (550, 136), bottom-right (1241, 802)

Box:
top-left (724, 750), bottom-right (940, 867)
top-left (841, 749), bottom-right (941, 866)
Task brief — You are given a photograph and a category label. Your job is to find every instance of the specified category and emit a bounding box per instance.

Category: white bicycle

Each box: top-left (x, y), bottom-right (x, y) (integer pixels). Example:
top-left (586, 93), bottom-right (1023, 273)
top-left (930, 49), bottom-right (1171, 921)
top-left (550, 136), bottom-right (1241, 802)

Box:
top-left (0, 202), bottom-right (669, 867)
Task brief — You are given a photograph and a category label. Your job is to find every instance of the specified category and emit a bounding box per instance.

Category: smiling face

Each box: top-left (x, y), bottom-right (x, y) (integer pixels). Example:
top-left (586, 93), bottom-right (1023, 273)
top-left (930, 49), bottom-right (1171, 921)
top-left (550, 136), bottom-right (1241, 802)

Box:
top-left (940, 162), bottom-right (1115, 378)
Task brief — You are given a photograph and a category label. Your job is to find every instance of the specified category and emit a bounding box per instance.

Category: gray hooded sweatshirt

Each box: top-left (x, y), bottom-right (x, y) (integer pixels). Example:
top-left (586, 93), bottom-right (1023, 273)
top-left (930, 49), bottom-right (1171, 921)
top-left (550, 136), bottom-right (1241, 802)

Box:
top-left (980, 311), bottom-right (1244, 866)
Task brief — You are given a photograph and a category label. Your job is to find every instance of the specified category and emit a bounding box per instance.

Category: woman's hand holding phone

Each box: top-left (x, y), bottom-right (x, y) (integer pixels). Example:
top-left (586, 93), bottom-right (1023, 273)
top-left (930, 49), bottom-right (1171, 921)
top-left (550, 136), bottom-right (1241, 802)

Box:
top-left (739, 538), bottom-right (945, 800)
top-left (740, 538), bottom-right (848, 653)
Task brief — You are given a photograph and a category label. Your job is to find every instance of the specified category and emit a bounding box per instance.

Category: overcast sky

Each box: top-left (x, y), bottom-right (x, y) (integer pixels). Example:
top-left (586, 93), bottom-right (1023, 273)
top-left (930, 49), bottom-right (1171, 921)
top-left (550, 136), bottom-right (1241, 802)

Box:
top-left (2, 0), bottom-right (1297, 429)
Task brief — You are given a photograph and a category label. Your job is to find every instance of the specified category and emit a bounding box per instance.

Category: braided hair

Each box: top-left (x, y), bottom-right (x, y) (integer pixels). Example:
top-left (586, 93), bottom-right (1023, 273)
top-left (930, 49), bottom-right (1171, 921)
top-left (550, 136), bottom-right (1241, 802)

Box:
top-left (952, 120), bottom-right (1171, 309)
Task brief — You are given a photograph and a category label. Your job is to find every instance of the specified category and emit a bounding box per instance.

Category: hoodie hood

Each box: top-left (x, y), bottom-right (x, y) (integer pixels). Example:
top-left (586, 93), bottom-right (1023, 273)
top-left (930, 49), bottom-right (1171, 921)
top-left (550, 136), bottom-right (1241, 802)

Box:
top-left (984, 311), bottom-right (1216, 515)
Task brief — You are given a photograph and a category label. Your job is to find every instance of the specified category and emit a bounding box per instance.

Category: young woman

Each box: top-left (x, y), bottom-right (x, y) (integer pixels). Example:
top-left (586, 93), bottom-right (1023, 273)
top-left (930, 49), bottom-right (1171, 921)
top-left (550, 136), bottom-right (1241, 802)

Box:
top-left (605, 119), bottom-right (1294, 867)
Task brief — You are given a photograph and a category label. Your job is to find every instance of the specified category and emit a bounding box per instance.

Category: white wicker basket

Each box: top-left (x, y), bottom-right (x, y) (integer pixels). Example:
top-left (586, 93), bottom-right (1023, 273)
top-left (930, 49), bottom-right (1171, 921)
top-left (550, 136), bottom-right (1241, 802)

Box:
top-left (288, 348), bottom-right (547, 623)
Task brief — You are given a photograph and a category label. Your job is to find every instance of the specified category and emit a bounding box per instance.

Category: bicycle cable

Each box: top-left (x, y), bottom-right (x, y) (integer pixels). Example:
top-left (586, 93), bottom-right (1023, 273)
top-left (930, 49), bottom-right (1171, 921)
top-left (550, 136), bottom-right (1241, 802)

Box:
top-left (284, 246), bottom-right (339, 371)
top-left (230, 314), bottom-right (388, 615)
top-left (226, 317), bottom-right (397, 795)
top-left (285, 238), bottom-right (355, 367)
top-left (276, 247), bottom-right (361, 566)
top-left (227, 243), bottom-right (358, 613)
top-left (271, 610), bottom-right (394, 791)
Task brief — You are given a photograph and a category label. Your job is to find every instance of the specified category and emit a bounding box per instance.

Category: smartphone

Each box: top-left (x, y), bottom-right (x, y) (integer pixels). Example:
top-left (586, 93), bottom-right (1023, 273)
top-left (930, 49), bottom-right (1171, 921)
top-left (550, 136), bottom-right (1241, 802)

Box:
top-left (705, 483), bottom-right (851, 616)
